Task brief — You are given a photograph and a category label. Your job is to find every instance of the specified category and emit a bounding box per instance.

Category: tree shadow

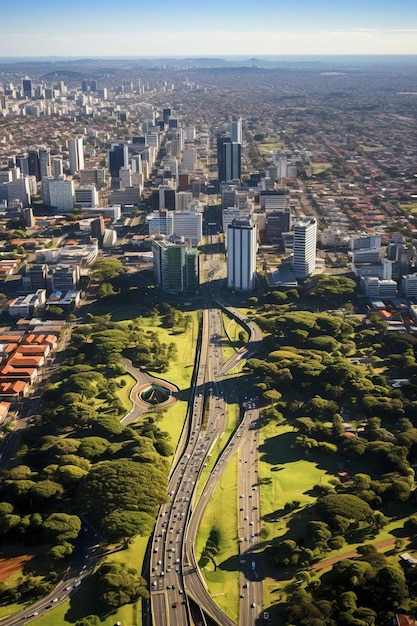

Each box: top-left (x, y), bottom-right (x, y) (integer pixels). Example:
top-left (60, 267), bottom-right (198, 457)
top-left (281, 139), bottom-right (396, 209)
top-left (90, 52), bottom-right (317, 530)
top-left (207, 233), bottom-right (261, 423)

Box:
top-left (259, 431), bottom-right (304, 466)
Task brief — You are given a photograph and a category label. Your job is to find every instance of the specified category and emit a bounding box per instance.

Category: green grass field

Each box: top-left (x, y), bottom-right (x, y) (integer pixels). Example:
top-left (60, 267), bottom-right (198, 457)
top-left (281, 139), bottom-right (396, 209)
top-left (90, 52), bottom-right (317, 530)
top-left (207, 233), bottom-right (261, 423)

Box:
top-left (257, 136), bottom-right (286, 153)
top-left (196, 454), bottom-right (240, 622)
top-left (311, 162), bottom-right (332, 174)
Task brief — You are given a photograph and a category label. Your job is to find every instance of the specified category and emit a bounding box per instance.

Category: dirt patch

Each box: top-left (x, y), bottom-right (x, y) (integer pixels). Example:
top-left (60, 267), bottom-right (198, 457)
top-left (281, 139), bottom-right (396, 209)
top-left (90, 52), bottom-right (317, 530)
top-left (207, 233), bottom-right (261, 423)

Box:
top-left (0, 547), bottom-right (36, 583)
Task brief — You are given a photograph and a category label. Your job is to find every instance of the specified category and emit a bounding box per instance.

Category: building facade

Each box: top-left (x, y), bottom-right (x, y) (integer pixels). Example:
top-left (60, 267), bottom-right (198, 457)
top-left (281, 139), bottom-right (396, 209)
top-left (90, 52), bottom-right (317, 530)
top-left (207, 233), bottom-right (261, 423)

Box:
top-left (227, 218), bottom-right (257, 291)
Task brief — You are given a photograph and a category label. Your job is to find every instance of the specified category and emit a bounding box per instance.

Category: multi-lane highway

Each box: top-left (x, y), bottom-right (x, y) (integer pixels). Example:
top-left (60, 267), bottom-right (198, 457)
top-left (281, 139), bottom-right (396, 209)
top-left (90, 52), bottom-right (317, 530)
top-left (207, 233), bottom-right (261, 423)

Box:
top-left (149, 292), bottom-right (264, 626)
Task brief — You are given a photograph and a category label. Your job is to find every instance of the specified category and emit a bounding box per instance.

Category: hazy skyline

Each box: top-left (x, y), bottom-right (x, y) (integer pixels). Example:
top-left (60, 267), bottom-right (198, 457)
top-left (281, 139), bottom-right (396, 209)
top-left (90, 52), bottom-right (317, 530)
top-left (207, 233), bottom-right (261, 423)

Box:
top-left (2, 0), bottom-right (417, 57)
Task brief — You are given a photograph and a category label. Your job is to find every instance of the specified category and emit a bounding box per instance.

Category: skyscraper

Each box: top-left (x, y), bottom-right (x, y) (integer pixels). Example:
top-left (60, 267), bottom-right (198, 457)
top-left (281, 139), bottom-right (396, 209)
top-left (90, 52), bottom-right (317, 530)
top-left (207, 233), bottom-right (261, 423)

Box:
top-left (68, 137), bottom-right (84, 175)
top-left (227, 218), bottom-right (257, 291)
top-left (217, 138), bottom-right (241, 183)
top-left (22, 79), bottom-right (32, 98)
top-left (292, 217), bottom-right (317, 280)
top-left (152, 236), bottom-right (200, 294)
top-left (39, 148), bottom-right (51, 179)
top-left (230, 117), bottom-right (243, 144)
top-left (108, 143), bottom-right (129, 179)
top-left (28, 149), bottom-right (41, 182)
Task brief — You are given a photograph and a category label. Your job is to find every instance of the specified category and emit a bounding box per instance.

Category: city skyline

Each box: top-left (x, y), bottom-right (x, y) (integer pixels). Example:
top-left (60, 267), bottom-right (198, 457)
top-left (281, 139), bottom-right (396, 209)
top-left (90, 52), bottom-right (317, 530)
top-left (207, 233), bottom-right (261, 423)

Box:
top-left (2, 0), bottom-right (417, 57)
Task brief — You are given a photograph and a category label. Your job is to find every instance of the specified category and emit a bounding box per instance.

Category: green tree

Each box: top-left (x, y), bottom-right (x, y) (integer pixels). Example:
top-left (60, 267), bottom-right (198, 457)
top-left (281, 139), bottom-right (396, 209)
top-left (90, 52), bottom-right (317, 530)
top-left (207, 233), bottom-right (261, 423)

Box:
top-left (90, 258), bottom-right (126, 281)
top-left (96, 561), bottom-right (148, 609)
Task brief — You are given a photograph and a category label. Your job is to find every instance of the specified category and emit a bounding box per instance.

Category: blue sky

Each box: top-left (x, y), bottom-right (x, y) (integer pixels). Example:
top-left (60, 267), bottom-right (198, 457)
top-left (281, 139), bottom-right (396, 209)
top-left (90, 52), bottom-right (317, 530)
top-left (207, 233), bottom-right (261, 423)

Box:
top-left (2, 0), bottom-right (417, 56)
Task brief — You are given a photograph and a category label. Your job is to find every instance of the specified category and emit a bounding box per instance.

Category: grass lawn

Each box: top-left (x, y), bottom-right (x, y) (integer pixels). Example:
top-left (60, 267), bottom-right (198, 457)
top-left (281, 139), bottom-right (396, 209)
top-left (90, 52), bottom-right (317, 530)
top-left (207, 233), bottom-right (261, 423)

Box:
top-left (114, 373), bottom-right (136, 412)
top-left (127, 311), bottom-right (199, 447)
top-left (257, 136), bottom-right (286, 152)
top-left (311, 162), bottom-right (332, 174)
top-left (399, 201), bottom-right (417, 216)
top-left (196, 376), bottom-right (240, 498)
top-left (196, 454), bottom-right (240, 623)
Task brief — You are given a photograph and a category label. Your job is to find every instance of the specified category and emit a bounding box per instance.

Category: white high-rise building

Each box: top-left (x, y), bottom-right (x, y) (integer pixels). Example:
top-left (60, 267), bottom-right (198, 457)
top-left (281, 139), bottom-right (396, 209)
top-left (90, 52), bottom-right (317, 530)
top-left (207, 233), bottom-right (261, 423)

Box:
top-left (184, 126), bottom-right (196, 141)
top-left (119, 167), bottom-right (132, 188)
top-left (147, 210), bottom-right (174, 237)
top-left (182, 146), bottom-right (197, 172)
top-left (42, 176), bottom-right (75, 212)
top-left (227, 218), bottom-right (257, 291)
top-left (173, 209), bottom-right (203, 245)
top-left (230, 118), bottom-right (243, 145)
top-left (292, 217), bottom-right (317, 279)
top-left (222, 207), bottom-right (253, 250)
top-left (68, 137), bottom-right (84, 174)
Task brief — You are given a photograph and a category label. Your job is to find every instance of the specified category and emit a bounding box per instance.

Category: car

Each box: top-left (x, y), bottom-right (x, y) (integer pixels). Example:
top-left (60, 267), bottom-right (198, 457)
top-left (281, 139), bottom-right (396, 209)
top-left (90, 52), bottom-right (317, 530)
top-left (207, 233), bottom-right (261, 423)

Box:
top-left (172, 601), bottom-right (179, 608)
top-left (157, 559), bottom-right (162, 565)
top-left (251, 602), bottom-right (256, 608)
top-left (73, 581), bottom-right (81, 588)
top-left (179, 589), bottom-right (183, 594)
top-left (181, 599), bottom-right (187, 605)
top-left (240, 593), bottom-right (245, 598)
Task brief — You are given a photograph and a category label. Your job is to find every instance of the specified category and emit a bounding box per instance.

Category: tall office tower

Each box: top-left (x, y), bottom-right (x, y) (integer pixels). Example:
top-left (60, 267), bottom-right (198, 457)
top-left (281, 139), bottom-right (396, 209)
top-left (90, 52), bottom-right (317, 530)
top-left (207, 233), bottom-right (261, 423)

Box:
top-left (68, 137), bottom-right (85, 174)
top-left (184, 126), bottom-right (196, 141)
top-left (22, 78), bottom-right (32, 98)
top-left (23, 207), bottom-right (35, 228)
top-left (152, 236), bottom-right (199, 294)
top-left (158, 186), bottom-right (176, 211)
top-left (173, 209), bottom-right (203, 245)
top-left (131, 155), bottom-right (142, 174)
top-left (147, 210), bottom-right (174, 237)
top-left (217, 138), bottom-right (241, 183)
top-left (42, 177), bottom-right (75, 211)
top-left (230, 117), bottom-right (243, 145)
top-left (39, 148), bottom-right (51, 179)
top-left (162, 108), bottom-right (171, 125)
top-left (265, 208), bottom-right (292, 244)
top-left (222, 207), bottom-right (252, 250)
top-left (90, 80), bottom-right (97, 92)
top-left (27, 149), bottom-right (41, 182)
top-left (119, 167), bottom-right (132, 189)
top-left (7, 177), bottom-right (31, 206)
top-left (108, 143), bottom-right (129, 178)
top-left (176, 191), bottom-right (193, 212)
top-left (274, 153), bottom-right (288, 179)
top-left (81, 80), bottom-right (89, 93)
top-left (292, 217), bottom-right (317, 280)
top-left (227, 218), bottom-right (257, 291)
top-left (15, 155), bottom-right (29, 176)
top-left (52, 157), bottom-right (64, 178)
top-left (182, 146), bottom-right (196, 172)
